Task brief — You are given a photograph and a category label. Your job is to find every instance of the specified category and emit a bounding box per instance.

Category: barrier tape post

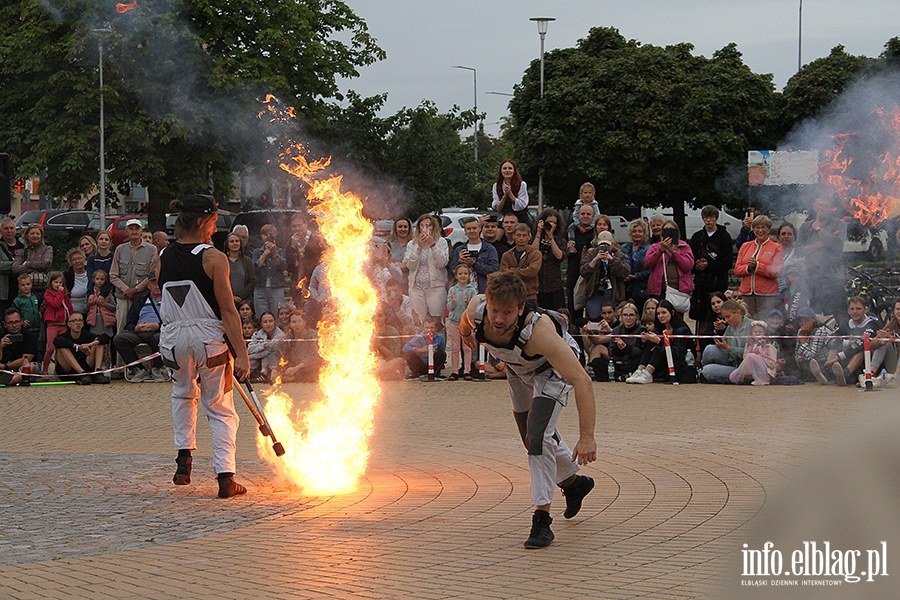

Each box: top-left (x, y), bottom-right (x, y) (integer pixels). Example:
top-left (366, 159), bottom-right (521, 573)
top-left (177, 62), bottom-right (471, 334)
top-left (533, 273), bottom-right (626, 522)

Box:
top-left (478, 343), bottom-right (487, 381)
top-left (663, 331), bottom-right (677, 385)
top-left (427, 330), bottom-right (435, 382)
top-left (863, 333), bottom-right (874, 391)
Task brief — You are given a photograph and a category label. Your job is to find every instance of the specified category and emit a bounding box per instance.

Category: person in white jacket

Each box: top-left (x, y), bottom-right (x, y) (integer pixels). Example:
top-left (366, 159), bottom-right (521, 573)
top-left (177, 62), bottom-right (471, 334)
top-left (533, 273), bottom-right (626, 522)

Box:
top-left (403, 214), bottom-right (449, 327)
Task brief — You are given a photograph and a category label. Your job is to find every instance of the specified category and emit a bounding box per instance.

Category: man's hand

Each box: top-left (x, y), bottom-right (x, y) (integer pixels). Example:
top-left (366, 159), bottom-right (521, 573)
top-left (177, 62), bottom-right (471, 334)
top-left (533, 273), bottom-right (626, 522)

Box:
top-left (571, 436), bottom-right (597, 465)
top-left (696, 257), bottom-right (708, 270)
top-left (124, 287), bottom-right (139, 299)
top-left (233, 353), bottom-right (250, 381)
top-left (0, 335), bottom-right (10, 349)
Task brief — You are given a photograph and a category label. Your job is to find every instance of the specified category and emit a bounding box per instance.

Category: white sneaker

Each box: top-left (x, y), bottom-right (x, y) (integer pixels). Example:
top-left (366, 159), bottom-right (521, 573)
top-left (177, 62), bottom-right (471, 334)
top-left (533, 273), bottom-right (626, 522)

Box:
top-left (857, 373), bottom-right (884, 389)
top-left (130, 368), bottom-right (151, 382)
top-left (808, 359), bottom-right (828, 385)
top-left (625, 369), bottom-right (644, 384)
top-left (151, 367), bottom-right (170, 382)
top-left (628, 369), bottom-right (653, 383)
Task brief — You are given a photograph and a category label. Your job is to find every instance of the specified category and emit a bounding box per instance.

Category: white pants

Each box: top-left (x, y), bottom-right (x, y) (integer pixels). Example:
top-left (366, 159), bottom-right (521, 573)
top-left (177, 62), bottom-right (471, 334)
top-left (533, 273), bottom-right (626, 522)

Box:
top-left (167, 335), bottom-right (240, 475)
top-left (508, 368), bottom-right (579, 506)
top-left (409, 285), bottom-right (447, 325)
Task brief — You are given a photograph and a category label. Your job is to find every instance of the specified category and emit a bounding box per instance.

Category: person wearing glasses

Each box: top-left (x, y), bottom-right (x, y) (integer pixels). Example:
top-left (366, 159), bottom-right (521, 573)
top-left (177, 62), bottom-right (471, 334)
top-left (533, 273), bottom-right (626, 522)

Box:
top-left (52, 311), bottom-right (111, 385)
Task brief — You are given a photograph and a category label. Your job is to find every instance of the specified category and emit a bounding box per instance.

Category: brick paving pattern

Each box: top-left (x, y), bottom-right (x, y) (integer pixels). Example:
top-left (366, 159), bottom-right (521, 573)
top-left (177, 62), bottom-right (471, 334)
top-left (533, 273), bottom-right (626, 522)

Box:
top-left (0, 379), bottom-right (892, 598)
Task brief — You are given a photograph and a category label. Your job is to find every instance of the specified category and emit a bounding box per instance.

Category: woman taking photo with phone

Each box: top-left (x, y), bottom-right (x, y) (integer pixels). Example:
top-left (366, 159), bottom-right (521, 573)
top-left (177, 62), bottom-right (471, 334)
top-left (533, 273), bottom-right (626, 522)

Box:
top-left (532, 208), bottom-right (566, 311)
top-left (403, 214), bottom-right (449, 326)
top-left (644, 220), bottom-right (694, 310)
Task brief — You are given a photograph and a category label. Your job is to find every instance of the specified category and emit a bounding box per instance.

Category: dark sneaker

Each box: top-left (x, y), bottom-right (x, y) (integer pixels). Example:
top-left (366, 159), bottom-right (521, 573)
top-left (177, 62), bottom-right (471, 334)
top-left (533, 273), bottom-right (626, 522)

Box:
top-left (76, 374), bottom-right (92, 385)
top-left (217, 473), bottom-right (247, 498)
top-left (92, 373), bottom-right (110, 384)
top-left (524, 510), bottom-right (554, 549)
top-left (831, 363), bottom-right (847, 386)
top-left (173, 455), bottom-right (192, 485)
top-left (561, 475), bottom-right (595, 519)
top-left (809, 359), bottom-right (828, 385)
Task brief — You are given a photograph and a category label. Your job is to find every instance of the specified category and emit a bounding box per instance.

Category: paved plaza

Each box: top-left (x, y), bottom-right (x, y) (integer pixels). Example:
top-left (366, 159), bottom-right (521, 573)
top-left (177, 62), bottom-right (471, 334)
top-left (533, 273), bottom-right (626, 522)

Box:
top-left (0, 378), bottom-right (897, 599)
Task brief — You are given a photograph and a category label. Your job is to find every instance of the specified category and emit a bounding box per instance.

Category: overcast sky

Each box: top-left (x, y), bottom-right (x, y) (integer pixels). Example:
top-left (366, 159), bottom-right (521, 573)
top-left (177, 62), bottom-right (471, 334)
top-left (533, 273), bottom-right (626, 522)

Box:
top-left (337, 0), bottom-right (899, 138)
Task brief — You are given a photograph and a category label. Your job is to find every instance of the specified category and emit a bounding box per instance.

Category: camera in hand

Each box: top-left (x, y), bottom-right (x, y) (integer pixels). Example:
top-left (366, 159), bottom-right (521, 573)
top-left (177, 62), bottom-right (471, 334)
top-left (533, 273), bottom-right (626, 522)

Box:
top-left (543, 221), bottom-right (553, 232)
top-left (466, 249), bottom-right (478, 261)
top-left (597, 242), bottom-right (610, 252)
top-left (7, 334), bottom-right (23, 343)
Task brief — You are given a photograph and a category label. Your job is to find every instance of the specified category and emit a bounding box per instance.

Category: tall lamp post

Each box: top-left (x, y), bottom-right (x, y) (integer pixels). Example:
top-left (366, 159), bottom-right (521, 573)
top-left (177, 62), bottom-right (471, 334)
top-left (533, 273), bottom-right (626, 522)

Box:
top-left (93, 27), bottom-right (112, 231)
top-left (452, 65), bottom-right (478, 162)
top-left (530, 17), bottom-right (554, 212)
top-left (798, 0), bottom-right (803, 71)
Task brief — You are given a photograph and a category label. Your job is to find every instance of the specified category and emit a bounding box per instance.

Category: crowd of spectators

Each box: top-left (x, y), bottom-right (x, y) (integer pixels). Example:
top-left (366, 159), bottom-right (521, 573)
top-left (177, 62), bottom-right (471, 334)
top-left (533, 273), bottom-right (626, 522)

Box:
top-left (2, 177), bottom-right (897, 389)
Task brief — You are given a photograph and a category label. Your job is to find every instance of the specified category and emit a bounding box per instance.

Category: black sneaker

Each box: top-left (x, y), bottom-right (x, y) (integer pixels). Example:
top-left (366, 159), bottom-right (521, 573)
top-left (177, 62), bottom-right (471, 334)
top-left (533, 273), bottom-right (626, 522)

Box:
top-left (76, 374), bottom-right (92, 385)
top-left (173, 455), bottom-right (192, 485)
top-left (217, 473), bottom-right (247, 498)
top-left (561, 475), bottom-right (595, 519)
top-left (92, 373), bottom-right (110, 384)
top-left (524, 510), bottom-right (554, 549)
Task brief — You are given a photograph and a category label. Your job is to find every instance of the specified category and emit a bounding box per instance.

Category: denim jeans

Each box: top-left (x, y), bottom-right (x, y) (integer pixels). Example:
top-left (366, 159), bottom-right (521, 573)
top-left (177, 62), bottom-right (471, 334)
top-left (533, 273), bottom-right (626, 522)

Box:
top-left (701, 344), bottom-right (736, 383)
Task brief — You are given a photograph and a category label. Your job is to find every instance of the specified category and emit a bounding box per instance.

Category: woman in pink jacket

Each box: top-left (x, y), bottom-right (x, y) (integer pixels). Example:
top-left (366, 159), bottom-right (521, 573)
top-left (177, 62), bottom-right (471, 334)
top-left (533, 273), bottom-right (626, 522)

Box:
top-left (734, 215), bottom-right (783, 318)
top-left (644, 220), bottom-right (695, 306)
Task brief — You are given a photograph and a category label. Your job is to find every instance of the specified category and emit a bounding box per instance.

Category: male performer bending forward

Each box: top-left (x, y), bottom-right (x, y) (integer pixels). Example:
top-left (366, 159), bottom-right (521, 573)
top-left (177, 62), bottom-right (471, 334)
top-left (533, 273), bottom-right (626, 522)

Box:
top-left (158, 194), bottom-right (251, 498)
top-left (460, 271), bottom-right (597, 548)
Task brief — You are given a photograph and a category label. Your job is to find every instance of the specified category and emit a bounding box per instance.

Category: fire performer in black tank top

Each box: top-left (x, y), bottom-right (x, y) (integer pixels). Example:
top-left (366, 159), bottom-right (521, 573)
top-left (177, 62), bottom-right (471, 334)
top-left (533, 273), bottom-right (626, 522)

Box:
top-left (157, 194), bottom-right (251, 499)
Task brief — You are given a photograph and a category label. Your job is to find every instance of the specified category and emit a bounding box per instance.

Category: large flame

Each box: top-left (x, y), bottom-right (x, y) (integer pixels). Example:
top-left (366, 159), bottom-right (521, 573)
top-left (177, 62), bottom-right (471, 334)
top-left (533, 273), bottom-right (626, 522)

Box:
top-left (819, 105), bottom-right (900, 226)
top-left (255, 147), bottom-right (382, 495)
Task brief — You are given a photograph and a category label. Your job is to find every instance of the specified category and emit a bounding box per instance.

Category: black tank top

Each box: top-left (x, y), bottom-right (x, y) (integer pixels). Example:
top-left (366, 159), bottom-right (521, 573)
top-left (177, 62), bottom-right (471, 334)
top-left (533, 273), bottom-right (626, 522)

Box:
top-left (158, 242), bottom-right (221, 319)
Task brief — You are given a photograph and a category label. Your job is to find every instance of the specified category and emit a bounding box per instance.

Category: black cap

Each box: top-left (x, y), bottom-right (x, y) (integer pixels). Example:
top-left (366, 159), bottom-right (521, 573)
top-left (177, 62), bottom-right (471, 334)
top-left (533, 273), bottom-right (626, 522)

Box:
top-left (182, 194), bottom-right (217, 214)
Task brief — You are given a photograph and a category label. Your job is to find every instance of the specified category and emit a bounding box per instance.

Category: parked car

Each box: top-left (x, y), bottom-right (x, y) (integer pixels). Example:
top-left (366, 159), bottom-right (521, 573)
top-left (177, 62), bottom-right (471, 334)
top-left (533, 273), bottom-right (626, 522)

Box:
top-left (437, 208), bottom-right (502, 249)
top-left (16, 209), bottom-right (96, 242)
top-left (594, 204), bottom-right (745, 245)
top-left (165, 210), bottom-right (234, 249)
top-left (82, 214), bottom-right (148, 247)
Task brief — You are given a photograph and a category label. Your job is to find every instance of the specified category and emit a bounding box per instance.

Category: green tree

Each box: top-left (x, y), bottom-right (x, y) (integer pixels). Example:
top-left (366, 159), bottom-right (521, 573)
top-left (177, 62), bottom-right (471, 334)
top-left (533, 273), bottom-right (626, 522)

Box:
top-left (309, 94), bottom-right (480, 218)
top-left (0, 0), bottom-right (383, 228)
top-left (780, 45), bottom-right (869, 131)
top-left (506, 27), bottom-right (781, 225)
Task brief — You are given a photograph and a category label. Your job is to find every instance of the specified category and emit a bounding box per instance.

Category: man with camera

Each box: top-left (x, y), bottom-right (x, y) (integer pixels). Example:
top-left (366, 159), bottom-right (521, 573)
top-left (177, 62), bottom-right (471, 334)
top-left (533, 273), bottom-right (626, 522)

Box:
top-left (450, 217), bottom-right (499, 293)
top-left (579, 231), bottom-right (630, 321)
top-left (0, 307), bottom-right (37, 386)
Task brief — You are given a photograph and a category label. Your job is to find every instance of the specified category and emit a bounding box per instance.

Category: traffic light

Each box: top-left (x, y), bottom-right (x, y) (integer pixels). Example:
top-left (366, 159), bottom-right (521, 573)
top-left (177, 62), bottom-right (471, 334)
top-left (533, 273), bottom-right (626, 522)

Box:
top-left (0, 153), bottom-right (10, 215)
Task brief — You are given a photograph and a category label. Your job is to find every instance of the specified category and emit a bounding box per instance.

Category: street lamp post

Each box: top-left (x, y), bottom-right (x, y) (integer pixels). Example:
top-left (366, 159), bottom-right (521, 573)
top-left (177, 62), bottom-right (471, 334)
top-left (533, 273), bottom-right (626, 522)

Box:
top-left (94, 27), bottom-right (112, 231)
top-left (530, 17), bottom-right (554, 212)
top-left (798, 0), bottom-right (803, 71)
top-left (452, 65), bottom-right (478, 162)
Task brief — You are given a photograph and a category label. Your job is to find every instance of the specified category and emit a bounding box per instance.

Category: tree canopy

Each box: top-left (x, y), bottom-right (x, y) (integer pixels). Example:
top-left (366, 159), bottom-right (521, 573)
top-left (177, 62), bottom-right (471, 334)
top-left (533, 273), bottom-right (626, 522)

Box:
top-left (0, 0), bottom-right (384, 226)
top-left (506, 27), bottom-right (782, 216)
top-left (308, 93), bottom-right (482, 219)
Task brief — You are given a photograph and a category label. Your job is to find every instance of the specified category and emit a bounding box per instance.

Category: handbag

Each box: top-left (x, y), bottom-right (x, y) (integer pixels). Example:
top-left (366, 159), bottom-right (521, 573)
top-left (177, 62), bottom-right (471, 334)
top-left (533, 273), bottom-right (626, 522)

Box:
top-left (662, 256), bottom-right (690, 313)
top-left (30, 270), bottom-right (49, 290)
top-left (573, 276), bottom-right (588, 311)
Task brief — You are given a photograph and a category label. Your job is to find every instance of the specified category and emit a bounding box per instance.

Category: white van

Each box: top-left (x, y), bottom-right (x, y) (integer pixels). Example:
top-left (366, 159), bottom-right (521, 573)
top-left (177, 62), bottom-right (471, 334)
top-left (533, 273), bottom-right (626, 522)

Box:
top-left (600, 204), bottom-right (745, 245)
